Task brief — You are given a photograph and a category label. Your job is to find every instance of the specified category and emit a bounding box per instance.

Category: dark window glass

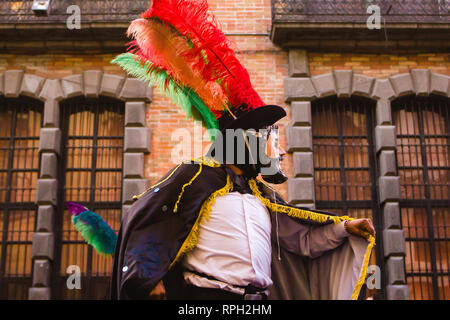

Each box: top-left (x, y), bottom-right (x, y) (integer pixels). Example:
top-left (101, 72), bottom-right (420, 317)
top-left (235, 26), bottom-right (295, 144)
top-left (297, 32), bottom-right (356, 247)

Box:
top-left (393, 94), bottom-right (449, 300)
top-left (312, 95), bottom-right (382, 299)
top-left (54, 96), bottom-right (124, 300)
top-left (0, 96), bottom-right (43, 299)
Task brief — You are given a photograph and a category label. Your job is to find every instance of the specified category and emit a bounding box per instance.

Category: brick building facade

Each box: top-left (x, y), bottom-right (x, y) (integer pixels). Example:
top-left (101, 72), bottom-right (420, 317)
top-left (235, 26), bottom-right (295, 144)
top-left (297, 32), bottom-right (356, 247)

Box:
top-left (0, 0), bottom-right (448, 300)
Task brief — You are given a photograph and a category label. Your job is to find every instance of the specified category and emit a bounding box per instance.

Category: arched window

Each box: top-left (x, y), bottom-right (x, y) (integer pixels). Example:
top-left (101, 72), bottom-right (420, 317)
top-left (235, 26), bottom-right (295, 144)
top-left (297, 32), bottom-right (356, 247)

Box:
top-left (0, 96), bottom-right (43, 299)
top-left (53, 96), bottom-right (124, 299)
top-left (392, 94), bottom-right (449, 300)
top-left (312, 95), bottom-right (382, 298)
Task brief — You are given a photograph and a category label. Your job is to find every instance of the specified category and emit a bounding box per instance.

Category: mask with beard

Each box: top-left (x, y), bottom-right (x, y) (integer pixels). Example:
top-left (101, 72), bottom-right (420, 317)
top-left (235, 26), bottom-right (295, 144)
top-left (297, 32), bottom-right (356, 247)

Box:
top-left (206, 125), bottom-right (287, 184)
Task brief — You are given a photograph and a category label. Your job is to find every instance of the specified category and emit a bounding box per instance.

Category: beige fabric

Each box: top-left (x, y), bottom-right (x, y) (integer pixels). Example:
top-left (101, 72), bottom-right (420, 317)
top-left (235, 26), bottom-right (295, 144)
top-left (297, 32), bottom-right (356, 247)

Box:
top-left (309, 235), bottom-right (368, 300)
top-left (269, 211), bottom-right (369, 300)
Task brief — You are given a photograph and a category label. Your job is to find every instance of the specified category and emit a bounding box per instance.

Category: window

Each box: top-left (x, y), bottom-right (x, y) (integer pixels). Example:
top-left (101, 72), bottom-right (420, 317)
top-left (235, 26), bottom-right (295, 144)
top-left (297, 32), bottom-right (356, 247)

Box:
top-left (312, 95), bottom-right (382, 298)
top-left (53, 96), bottom-right (124, 299)
top-left (0, 96), bottom-right (43, 299)
top-left (393, 94), bottom-right (449, 300)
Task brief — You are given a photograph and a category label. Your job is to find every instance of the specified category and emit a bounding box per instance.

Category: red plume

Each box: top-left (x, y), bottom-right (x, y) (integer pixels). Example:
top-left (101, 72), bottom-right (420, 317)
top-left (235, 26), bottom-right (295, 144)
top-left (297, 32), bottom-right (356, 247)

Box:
top-left (142, 0), bottom-right (265, 111)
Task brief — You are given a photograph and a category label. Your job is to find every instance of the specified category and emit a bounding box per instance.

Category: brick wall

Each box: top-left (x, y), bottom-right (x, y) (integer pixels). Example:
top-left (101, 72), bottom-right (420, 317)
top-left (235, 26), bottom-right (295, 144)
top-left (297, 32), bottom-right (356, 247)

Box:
top-left (309, 53), bottom-right (450, 77)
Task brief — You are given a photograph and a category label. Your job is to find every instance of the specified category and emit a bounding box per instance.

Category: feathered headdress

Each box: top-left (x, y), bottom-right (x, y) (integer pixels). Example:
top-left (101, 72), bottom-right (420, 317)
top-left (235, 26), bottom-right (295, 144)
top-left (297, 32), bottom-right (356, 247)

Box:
top-left (111, 0), bottom-right (272, 140)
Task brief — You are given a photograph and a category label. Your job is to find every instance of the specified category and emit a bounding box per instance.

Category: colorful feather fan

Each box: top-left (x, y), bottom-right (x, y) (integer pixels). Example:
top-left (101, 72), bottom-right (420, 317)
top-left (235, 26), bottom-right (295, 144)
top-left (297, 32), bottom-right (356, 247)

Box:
top-left (66, 202), bottom-right (118, 256)
top-left (111, 0), bottom-right (266, 140)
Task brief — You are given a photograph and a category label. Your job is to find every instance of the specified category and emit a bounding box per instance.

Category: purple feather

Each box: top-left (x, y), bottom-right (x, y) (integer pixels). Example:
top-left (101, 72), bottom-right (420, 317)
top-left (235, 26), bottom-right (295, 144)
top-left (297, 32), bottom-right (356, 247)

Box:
top-left (66, 201), bottom-right (89, 216)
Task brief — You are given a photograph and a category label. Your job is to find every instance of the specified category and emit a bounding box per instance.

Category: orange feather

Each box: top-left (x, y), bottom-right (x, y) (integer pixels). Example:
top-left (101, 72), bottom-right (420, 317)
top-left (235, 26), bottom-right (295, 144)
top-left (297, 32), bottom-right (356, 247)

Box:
top-left (127, 18), bottom-right (228, 113)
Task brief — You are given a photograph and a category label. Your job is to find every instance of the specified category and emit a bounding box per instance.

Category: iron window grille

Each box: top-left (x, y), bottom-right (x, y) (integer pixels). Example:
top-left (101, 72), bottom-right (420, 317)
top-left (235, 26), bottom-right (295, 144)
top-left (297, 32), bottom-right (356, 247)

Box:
top-left (392, 94), bottom-right (449, 300)
top-left (0, 96), bottom-right (43, 300)
top-left (272, 0), bottom-right (450, 23)
top-left (0, 0), bottom-right (149, 23)
top-left (53, 96), bottom-right (124, 300)
top-left (312, 95), bottom-right (383, 299)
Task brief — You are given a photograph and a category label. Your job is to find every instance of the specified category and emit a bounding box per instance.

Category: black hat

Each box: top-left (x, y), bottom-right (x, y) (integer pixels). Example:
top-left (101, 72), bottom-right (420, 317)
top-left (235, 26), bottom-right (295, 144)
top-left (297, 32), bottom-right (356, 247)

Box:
top-left (218, 104), bottom-right (286, 132)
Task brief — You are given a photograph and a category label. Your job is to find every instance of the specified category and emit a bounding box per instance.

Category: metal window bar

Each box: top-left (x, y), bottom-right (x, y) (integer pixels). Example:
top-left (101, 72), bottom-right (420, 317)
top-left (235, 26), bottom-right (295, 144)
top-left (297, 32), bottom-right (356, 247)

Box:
top-left (0, 96), bottom-right (43, 300)
top-left (312, 95), bottom-right (384, 299)
top-left (0, 0), bottom-right (149, 23)
top-left (392, 94), bottom-right (450, 300)
top-left (53, 96), bottom-right (124, 300)
top-left (272, 0), bottom-right (450, 23)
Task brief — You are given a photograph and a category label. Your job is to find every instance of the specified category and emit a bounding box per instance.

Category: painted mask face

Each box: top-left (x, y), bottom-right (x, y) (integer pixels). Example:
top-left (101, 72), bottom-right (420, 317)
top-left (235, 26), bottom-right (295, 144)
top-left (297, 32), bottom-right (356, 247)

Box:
top-left (206, 125), bottom-right (287, 184)
top-left (259, 125), bottom-right (288, 184)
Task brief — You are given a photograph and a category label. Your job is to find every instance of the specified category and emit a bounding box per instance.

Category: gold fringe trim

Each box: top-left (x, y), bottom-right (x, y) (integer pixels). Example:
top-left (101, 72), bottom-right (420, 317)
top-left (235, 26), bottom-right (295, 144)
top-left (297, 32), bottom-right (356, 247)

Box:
top-left (173, 164), bottom-right (203, 213)
top-left (350, 235), bottom-right (376, 300)
top-left (169, 175), bottom-right (233, 269)
top-left (192, 156), bottom-right (221, 168)
top-left (132, 163), bottom-right (183, 201)
top-left (248, 179), bottom-right (353, 225)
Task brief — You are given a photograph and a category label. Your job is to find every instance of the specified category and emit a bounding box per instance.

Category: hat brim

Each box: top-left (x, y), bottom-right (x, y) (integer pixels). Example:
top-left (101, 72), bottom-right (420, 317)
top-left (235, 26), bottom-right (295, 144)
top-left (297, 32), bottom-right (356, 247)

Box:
top-left (221, 105), bottom-right (286, 131)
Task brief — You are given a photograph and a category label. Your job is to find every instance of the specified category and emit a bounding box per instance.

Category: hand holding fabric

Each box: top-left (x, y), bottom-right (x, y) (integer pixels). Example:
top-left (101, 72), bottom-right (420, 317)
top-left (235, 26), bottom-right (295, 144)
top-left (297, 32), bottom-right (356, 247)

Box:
top-left (344, 219), bottom-right (376, 241)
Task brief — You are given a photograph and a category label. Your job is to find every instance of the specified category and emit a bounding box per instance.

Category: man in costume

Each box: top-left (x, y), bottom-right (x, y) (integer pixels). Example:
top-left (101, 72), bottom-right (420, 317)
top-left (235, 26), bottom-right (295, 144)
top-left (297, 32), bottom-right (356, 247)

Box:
top-left (70, 0), bottom-right (376, 300)
top-left (112, 114), bottom-right (376, 300)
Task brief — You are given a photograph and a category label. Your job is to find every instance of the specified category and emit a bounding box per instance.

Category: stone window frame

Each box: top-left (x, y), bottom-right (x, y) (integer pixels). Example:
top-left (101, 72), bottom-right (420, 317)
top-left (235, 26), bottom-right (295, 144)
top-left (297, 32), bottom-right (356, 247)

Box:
top-left (0, 70), bottom-right (153, 299)
top-left (284, 53), bottom-right (450, 300)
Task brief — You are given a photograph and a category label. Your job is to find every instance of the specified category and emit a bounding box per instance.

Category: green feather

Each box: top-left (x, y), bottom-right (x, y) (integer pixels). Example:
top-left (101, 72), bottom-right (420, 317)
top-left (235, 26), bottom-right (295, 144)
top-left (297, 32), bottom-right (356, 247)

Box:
top-left (111, 53), bottom-right (218, 139)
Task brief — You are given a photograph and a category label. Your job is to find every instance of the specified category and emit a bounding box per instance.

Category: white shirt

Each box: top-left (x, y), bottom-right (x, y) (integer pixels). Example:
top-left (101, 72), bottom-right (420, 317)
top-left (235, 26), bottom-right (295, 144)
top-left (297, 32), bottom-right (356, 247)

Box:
top-left (182, 191), bottom-right (350, 295)
top-left (183, 191), bottom-right (272, 294)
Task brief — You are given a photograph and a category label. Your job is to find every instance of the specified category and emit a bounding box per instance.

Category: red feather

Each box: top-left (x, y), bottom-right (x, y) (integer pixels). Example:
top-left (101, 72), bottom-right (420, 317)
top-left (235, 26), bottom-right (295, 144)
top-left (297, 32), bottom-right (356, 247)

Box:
top-left (142, 0), bottom-right (265, 112)
top-left (126, 18), bottom-right (229, 114)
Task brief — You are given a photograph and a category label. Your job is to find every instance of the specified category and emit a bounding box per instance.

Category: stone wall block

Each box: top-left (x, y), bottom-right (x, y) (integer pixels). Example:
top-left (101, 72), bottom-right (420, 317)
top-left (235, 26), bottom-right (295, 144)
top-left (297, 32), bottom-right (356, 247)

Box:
top-left (286, 126), bottom-right (312, 152)
top-left (410, 69), bottom-right (430, 95)
top-left (288, 49), bottom-right (309, 77)
top-left (379, 176), bottom-right (401, 203)
top-left (311, 73), bottom-right (336, 97)
top-left (61, 74), bottom-right (83, 98)
top-left (36, 179), bottom-right (58, 206)
top-left (83, 70), bottom-right (103, 97)
top-left (31, 232), bottom-right (55, 260)
top-left (122, 179), bottom-right (150, 204)
top-left (4, 70), bottom-right (24, 97)
top-left (20, 74), bottom-right (45, 98)
top-left (383, 229), bottom-right (406, 258)
top-left (125, 101), bottom-right (146, 127)
top-left (124, 127), bottom-right (151, 153)
top-left (333, 70), bottom-right (353, 97)
top-left (100, 74), bottom-right (125, 98)
top-left (389, 73), bottom-right (414, 97)
top-left (352, 74), bottom-right (374, 97)
top-left (382, 202), bottom-right (401, 230)
top-left (284, 78), bottom-right (317, 101)
top-left (36, 205), bottom-right (55, 232)
top-left (290, 101), bottom-right (311, 126)
top-left (287, 177), bottom-right (315, 204)
top-left (39, 128), bottom-right (61, 155)
top-left (430, 72), bottom-right (450, 96)
top-left (293, 152), bottom-right (314, 176)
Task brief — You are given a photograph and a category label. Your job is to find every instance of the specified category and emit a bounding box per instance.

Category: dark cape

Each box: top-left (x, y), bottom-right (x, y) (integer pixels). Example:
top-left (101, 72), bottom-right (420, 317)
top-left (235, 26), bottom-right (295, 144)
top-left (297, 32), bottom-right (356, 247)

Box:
top-left (110, 158), bottom-right (374, 300)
